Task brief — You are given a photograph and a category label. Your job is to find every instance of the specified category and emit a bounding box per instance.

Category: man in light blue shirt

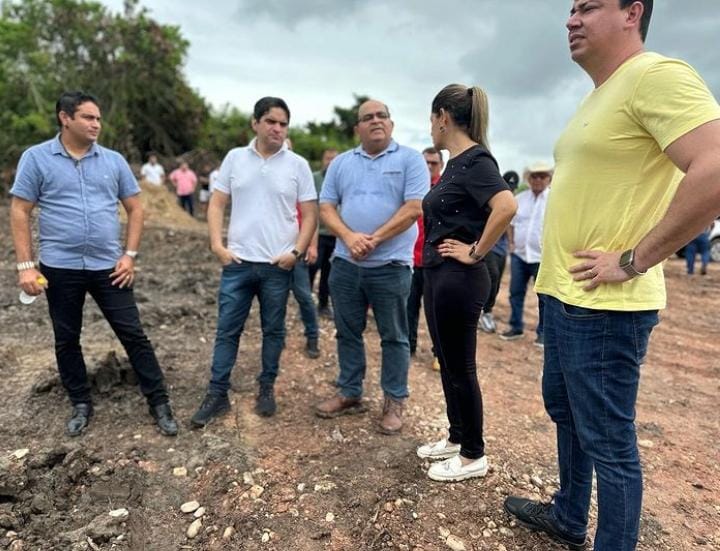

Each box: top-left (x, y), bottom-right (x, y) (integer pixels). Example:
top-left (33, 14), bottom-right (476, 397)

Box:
top-left (10, 91), bottom-right (177, 438)
top-left (314, 99), bottom-right (429, 434)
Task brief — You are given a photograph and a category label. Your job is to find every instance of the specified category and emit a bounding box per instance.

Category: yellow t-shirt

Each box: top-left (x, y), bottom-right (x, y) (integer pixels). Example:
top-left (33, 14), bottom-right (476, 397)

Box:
top-left (535, 52), bottom-right (720, 311)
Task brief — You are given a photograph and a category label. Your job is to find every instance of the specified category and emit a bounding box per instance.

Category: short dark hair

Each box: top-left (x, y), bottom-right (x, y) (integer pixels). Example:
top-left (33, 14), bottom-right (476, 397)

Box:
top-left (56, 91), bottom-right (100, 128)
top-left (620, 0), bottom-right (653, 41)
top-left (253, 97), bottom-right (290, 122)
top-left (422, 147), bottom-right (441, 157)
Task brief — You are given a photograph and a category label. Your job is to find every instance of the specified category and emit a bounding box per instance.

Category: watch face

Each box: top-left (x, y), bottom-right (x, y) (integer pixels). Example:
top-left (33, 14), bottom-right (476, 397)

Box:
top-left (619, 249), bottom-right (633, 267)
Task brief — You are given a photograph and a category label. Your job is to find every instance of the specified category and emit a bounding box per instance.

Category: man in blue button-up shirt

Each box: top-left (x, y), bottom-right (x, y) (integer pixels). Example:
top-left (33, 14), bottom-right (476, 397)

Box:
top-left (314, 99), bottom-right (429, 434)
top-left (10, 91), bottom-right (178, 438)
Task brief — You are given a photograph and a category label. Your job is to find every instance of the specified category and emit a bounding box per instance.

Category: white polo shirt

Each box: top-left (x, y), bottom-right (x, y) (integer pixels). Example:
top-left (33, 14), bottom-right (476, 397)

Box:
top-left (512, 187), bottom-right (549, 264)
top-left (140, 162), bottom-right (165, 185)
top-left (214, 139), bottom-right (317, 262)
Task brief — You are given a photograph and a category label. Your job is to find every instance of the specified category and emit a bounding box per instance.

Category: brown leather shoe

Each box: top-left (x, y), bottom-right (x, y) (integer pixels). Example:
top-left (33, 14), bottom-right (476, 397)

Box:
top-left (378, 396), bottom-right (405, 435)
top-left (314, 395), bottom-right (367, 418)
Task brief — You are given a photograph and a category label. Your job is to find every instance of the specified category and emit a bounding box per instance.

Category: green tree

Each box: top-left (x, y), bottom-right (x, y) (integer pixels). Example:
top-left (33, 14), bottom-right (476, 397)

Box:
top-left (0, 0), bottom-right (206, 181)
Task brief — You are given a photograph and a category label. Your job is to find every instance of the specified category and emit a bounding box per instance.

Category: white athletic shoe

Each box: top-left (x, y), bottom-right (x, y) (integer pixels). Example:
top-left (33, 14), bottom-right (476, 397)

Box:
top-left (479, 312), bottom-right (497, 333)
top-left (416, 438), bottom-right (461, 460)
top-left (427, 454), bottom-right (489, 482)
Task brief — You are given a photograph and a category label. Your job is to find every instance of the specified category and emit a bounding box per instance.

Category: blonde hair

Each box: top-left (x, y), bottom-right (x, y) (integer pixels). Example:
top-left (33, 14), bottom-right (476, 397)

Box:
top-left (431, 84), bottom-right (490, 150)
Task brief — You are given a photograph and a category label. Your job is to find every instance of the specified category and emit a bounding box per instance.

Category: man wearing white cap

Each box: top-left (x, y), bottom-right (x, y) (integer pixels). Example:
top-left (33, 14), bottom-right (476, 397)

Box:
top-left (500, 161), bottom-right (552, 346)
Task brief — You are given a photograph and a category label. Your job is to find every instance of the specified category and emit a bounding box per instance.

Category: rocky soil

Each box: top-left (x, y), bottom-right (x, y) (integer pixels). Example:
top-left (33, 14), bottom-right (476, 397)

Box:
top-left (0, 200), bottom-right (718, 550)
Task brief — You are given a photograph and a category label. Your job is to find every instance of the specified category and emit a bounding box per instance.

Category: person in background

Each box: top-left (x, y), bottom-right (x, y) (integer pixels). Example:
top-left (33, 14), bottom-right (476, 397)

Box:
top-left (500, 161), bottom-right (552, 346)
top-left (685, 225), bottom-right (712, 275)
top-left (140, 153), bottom-right (165, 186)
top-left (309, 148), bottom-right (339, 319)
top-left (169, 161), bottom-right (198, 217)
top-left (407, 147), bottom-right (443, 364)
top-left (9, 91), bottom-right (178, 437)
top-left (505, 1), bottom-right (720, 549)
top-left (417, 83), bottom-right (516, 482)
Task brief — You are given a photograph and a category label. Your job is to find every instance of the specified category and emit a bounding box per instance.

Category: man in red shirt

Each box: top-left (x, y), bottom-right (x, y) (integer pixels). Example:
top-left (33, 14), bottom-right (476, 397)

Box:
top-left (169, 161), bottom-right (198, 217)
top-left (407, 147), bottom-right (443, 364)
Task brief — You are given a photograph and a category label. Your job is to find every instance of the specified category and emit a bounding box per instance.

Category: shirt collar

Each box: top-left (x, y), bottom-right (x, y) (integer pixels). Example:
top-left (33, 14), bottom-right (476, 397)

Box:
top-left (51, 134), bottom-right (99, 158)
top-left (249, 137), bottom-right (288, 160)
top-left (353, 139), bottom-right (399, 159)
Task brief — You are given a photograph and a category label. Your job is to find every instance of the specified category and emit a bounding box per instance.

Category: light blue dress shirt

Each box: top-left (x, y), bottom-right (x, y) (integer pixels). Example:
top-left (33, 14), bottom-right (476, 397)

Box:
top-left (10, 135), bottom-right (140, 270)
top-left (319, 141), bottom-right (429, 267)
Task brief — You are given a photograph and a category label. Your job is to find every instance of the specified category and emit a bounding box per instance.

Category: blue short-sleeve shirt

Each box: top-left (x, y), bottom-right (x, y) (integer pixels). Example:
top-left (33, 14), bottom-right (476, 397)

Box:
top-left (10, 135), bottom-right (140, 270)
top-left (319, 140), bottom-right (429, 267)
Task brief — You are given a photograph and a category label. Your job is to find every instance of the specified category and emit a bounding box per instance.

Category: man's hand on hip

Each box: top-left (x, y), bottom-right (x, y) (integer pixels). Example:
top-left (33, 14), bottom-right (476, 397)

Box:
top-left (569, 250), bottom-right (631, 291)
top-left (212, 245), bottom-right (242, 267)
top-left (272, 252), bottom-right (297, 271)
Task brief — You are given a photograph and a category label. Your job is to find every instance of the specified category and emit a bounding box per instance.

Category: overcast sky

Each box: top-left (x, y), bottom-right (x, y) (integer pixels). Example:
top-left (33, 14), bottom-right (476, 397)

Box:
top-left (102, 0), bottom-right (719, 172)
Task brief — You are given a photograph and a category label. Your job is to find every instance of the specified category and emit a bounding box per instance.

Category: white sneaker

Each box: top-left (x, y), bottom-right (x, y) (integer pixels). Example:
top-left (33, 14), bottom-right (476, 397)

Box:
top-left (479, 312), bottom-right (496, 333)
top-left (427, 454), bottom-right (489, 482)
top-left (416, 438), bottom-right (461, 460)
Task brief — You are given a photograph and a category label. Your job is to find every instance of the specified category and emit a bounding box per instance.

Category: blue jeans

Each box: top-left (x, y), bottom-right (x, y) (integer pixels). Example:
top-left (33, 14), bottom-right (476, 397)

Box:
top-left (541, 295), bottom-right (658, 551)
top-left (329, 258), bottom-right (411, 400)
top-left (684, 232), bottom-right (710, 274)
top-left (208, 261), bottom-right (291, 395)
top-left (291, 260), bottom-right (319, 339)
top-left (508, 254), bottom-right (544, 336)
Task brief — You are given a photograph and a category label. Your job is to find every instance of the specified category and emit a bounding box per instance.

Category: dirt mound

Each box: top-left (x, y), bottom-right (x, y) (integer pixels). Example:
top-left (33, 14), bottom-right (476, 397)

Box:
top-left (119, 181), bottom-right (206, 232)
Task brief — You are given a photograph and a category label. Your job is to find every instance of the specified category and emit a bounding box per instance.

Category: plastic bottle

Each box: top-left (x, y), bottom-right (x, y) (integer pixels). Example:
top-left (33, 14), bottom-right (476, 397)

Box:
top-left (19, 275), bottom-right (47, 305)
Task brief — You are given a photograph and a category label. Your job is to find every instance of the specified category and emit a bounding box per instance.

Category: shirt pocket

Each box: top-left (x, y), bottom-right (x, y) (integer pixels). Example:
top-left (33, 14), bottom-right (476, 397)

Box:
top-left (381, 170), bottom-right (404, 199)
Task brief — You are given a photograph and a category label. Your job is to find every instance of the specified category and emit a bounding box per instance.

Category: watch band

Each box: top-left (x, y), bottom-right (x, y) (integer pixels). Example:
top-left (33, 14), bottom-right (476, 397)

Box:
top-left (619, 249), bottom-right (646, 278)
top-left (468, 242), bottom-right (484, 261)
top-left (291, 248), bottom-right (303, 259)
top-left (125, 250), bottom-right (138, 259)
top-left (16, 260), bottom-right (36, 272)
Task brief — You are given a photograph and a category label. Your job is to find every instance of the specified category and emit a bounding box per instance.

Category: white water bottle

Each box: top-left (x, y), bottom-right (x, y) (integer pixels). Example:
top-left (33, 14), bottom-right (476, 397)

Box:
top-left (19, 275), bottom-right (47, 305)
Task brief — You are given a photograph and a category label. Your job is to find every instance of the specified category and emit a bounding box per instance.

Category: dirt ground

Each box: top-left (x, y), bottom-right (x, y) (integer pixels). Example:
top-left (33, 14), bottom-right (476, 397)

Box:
top-left (0, 200), bottom-right (718, 551)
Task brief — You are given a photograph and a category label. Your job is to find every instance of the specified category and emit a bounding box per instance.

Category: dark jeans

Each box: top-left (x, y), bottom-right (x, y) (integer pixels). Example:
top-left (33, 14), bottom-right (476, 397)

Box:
top-left (509, 253), bottom-right (544, 336)
top-left (484, 250), bottom-right (507, 313)
top-left (329, 257), bottom-right (411, 399)
top-left (542, 295), bottom-right (658, 550)
top-left (685, 232), bottom-right (710, 274)
top-left (309, 234), bottom-right (336, 309)
top-left (208, 261), bottom-right (291, 395)
top-left (291, 260), bottom-right (319, 339)
top-left (424, 260), bottom-right (490, 459)
top-left (406, 266), bottom-right (424, 354)
top-left (178, 194), bottom-right (194, 217)
top-left (40, 264), bottom-right (168, 406)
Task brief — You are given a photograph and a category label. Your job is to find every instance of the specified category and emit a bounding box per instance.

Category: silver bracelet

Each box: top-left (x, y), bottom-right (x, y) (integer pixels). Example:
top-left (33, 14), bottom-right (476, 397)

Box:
top-left (16, 260), bottom-right (36, 272)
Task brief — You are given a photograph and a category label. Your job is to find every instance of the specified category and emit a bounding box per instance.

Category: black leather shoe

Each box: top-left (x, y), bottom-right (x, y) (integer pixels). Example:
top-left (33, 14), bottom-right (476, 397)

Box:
top-left (67, 403), bottom-right (93, 437)
top-left (255, 384), bottom-right (276, 417)
top-left (190, 393), bottom-right (230, 428)
top-left (149, 402), bottom-right (178, 436)
top-left (305, 338), bottom-right (320, 359)
top-left (504, 496), bottom-right (587, 550)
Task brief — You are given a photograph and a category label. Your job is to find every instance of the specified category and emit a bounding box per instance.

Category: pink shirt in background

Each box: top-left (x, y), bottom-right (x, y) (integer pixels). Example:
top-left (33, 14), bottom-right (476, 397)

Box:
top-left (169, 168), bottom-right (197, 196)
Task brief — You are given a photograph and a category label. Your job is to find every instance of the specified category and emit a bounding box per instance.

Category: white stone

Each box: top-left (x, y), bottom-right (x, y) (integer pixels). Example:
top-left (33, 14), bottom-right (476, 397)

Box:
top-left (438, 527), bottom-right (451, 538)
top-left (12, 449), bottom-right (29, 460)
top-left (445, 535), bottom-right (466, 551)
top-left (180, 501), bottom-right (200, 514)
top-left (109, 508), bottom-right (129, 520)
top-left (261, 532), bottom-right (270, 543)
top-left (187, 518), bottom-right (202, 539)
top-left (249, 485), bottom-right (265, 499)
top-left (173, 467), bottom-right (188, 477)
top-left (325, 512), bottom-right (335, 522)
top-left (193, 507), bottom-right (206, 518)
top-left (314, 481), bottom-right (336, 493)
top-left (638, 439), bottom-right (654, 449)
top-left (222, 526), bottom-right (235, 540)
top-left (242, 472), bottom-right (254, 485)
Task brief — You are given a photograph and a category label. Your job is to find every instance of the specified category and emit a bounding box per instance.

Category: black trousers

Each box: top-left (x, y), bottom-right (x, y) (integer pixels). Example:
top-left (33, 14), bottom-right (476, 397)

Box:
top-left (41, 264), bottom-right (168, 406)
top-left (424, 260), bottom-right (490, 459)
top-left (483, 250), bottom-right (507, 313)
top-left (309, 234), bottom-right (336, 309)
top-left (406, 266), bottom-right (424, 354)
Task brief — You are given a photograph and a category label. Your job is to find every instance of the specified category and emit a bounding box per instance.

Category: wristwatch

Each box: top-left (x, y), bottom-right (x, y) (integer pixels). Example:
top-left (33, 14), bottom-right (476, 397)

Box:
top-left (619, 249), bottom-right (646, 278)
top-left (291, 249), bottom-right (303, 260)
top-left (468, 242), bottom-right (484, 262)
top-left (16, 260), bottom-right (36, 272)
top-left (125, 250), bottom-right (139, 259)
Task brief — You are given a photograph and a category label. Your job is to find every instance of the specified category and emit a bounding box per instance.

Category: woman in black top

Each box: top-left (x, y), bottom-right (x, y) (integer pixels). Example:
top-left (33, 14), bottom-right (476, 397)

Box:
top-left (417, 84), bottom-right (517, 482)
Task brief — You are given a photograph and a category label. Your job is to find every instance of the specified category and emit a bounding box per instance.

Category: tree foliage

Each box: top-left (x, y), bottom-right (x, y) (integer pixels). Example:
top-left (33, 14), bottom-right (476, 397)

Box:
top-left (0, 0), bottom-right (207, 173)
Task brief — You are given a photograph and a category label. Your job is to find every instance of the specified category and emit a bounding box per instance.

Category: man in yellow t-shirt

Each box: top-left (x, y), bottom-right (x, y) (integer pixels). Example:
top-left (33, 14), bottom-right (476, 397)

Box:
top-left (504, 2), bottom-right (720, 551)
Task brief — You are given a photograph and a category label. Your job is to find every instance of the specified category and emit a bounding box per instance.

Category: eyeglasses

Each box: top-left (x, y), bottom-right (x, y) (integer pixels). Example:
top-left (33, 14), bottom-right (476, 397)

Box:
top-left (529, 173), bottom-right (551, 179)
top-left (358, 111), bottom-right (390, 123)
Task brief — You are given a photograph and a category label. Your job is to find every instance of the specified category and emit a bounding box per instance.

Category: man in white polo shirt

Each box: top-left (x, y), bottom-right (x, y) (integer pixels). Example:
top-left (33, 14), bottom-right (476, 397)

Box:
top-left (500, 161), bottom-right (551, 346)
top-left (140, 154), bottom-right (165, 186)
top-left (190, 97), bottom-right (318, 426)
